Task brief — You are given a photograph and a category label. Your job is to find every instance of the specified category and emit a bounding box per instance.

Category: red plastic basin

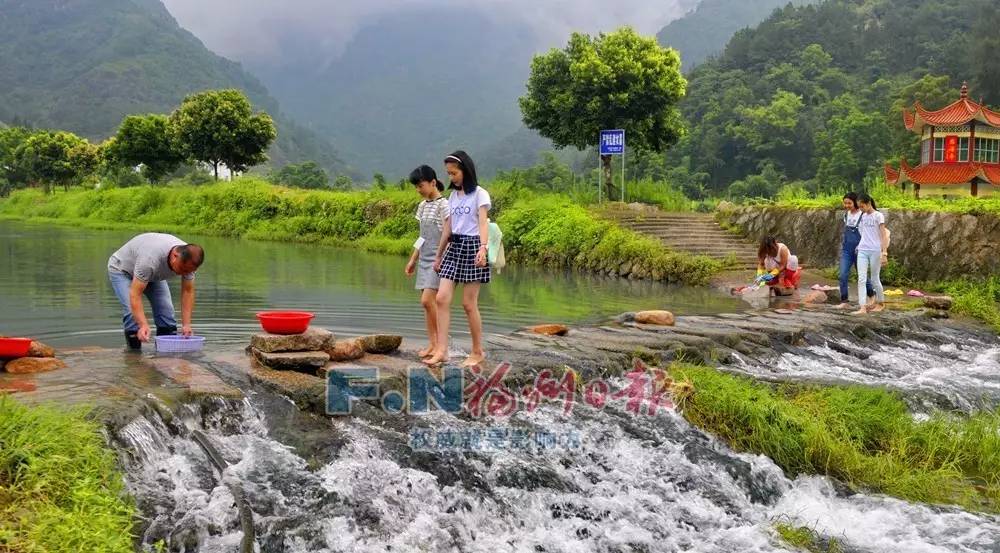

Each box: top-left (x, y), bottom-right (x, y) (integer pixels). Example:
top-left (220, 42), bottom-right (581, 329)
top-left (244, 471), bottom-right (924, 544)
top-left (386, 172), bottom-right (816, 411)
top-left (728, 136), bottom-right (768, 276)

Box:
top-left (256, 311), bottom-right (314, 335)
top-left (0, 338), bottom-right (33, 359)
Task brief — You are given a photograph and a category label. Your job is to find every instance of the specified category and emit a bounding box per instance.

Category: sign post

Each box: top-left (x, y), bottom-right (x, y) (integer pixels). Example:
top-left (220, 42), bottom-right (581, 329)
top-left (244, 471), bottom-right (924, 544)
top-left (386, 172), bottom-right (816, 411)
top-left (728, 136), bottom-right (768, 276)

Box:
top-left (599, 129), bottom-right (626, 203)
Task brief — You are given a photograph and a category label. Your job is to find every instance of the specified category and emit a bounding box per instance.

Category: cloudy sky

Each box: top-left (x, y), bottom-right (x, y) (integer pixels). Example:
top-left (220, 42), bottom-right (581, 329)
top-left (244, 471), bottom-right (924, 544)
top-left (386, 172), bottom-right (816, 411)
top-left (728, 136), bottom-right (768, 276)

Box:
top-left (161, 0), bottom-right (699, 66)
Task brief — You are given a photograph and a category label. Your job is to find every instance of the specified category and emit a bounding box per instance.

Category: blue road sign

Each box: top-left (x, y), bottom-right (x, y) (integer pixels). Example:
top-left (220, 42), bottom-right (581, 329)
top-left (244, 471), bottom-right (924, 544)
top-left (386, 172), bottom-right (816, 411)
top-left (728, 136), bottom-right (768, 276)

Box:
top-left (599, 129), bottom-right (625, 155)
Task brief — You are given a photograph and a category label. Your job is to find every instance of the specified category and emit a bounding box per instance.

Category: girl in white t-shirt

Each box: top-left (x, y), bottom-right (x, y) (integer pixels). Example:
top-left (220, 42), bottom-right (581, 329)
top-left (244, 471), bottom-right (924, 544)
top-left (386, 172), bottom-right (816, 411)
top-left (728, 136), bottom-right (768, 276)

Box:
top-left (425, 150), bottom-right (491, 367)
top-left (852, 193), bottom-right (888, 315)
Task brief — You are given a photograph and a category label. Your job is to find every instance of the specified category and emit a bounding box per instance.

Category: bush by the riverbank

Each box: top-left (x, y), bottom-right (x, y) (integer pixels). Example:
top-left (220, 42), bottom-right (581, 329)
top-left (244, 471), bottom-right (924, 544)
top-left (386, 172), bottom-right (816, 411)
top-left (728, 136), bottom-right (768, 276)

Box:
top-left (0, 179), bottom-right (722, 285)
top-left (0, 398), bottom-right (135, 551)
top-left (670, 365), bottom-right (1000, 513)
top-left (768, 180), bottom-right (1000, 216)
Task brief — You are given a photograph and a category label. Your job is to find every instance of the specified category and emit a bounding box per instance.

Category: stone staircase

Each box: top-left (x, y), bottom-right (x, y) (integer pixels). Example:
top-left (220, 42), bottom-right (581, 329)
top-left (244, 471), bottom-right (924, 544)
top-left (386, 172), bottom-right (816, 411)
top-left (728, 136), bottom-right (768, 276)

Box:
top-left (610, 210), bottom-right (759, 269)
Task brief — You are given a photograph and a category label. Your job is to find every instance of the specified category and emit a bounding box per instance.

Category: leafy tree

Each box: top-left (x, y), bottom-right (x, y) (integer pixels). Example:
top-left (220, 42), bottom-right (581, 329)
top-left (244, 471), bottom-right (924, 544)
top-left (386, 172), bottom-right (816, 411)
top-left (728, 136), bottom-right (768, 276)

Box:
top-left (13, 131), bottom-right (96, 193)
top-left (0, 126), bottom-right (32, 194)
top-left (972, 5), bottom-right (1000, 103)
top-left (814, 94), bottom-right (891, 190)
top-left (270, 161), bottom-right (329, 189)
top-left (169, 89), bottom-right (277, 180)
top-left (729, 90), bottom-right (806, 174)
top-left (332, 174), bottom-right (353, 191)
top-left (520, 27), bottom-right (687, 199)
top-left (372, 172), bottom-right (387, 190)
top-left (106, 114), bottom-right (185, 183)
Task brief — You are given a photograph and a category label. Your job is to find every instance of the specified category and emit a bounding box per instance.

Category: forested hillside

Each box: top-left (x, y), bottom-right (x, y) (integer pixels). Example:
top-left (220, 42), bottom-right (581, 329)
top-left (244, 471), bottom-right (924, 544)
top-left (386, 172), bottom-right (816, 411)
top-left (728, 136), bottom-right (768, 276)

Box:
top-left (0, 0), bottom-right (353, 176)
top-left (658, 0), bottom-right (1000, 197)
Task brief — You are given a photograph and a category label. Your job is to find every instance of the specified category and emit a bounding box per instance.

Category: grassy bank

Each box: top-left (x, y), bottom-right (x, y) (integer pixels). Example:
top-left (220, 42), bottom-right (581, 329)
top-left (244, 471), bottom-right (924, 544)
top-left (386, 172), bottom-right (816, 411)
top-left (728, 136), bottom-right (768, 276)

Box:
top-left (0, 398), bottom-right (134, 551)
top-left (769, 180), bottom-right (1000, 216)
top-left (669, 365), bottom-right (1000, 513)
top-left (0, 179), bottom-right (722, 285)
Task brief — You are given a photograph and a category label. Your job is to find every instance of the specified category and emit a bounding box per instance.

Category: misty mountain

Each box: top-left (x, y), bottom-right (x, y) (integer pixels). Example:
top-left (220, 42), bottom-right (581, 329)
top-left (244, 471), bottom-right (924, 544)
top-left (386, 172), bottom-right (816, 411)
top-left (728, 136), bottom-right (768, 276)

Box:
top-left (248, 6), bottom-right (543, 179)
top-left (657, 0), bottom-right (820, 71)
top-left (0, 0), bottom-right (353, 176)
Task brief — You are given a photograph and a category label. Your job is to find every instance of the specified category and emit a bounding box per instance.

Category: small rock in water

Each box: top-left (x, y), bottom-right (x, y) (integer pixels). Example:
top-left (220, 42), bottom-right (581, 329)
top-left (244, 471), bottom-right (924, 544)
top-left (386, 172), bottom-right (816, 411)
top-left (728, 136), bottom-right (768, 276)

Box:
top-left (802, 290), bottom-right (828, 304)
top-left (4, 357), bottom-right (66, 374)
top-left (250, 328), bottom-right (335, 353)
top-left (27, 340), bottom-right (56, 358)
top-left (634, 310), bottom-right (675, 326)
top-left (923, 295), bottom-right (953, 311)
top-left (251, 348), bottom-right (330, 372)
top-left (357, 334), bottom-right (403, 354)
top-left (326, 339), bottom-right (365, 362)
top-left (0, 379), bottom-right (37, 393)
top-left (527, 324), bottom-right (570, 336)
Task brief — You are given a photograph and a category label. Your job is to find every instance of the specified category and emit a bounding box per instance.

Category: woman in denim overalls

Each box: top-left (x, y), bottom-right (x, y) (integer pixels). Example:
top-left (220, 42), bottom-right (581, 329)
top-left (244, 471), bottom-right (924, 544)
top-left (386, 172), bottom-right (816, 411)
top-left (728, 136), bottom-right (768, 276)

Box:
top-left (837, 192), bottom-right (874, 309)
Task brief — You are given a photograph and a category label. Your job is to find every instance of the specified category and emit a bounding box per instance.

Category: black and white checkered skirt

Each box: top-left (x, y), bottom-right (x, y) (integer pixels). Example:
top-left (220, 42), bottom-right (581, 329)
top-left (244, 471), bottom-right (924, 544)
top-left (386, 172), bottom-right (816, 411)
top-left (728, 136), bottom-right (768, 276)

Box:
top-left (438, 234), bottom-right (491, 284)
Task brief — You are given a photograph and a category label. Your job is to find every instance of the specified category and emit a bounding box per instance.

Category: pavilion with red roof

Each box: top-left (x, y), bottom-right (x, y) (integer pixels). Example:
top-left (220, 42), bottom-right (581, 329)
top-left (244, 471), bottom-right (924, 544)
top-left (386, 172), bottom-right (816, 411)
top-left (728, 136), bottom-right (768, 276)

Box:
top-left (885, 83), bottom-right (1000, 198)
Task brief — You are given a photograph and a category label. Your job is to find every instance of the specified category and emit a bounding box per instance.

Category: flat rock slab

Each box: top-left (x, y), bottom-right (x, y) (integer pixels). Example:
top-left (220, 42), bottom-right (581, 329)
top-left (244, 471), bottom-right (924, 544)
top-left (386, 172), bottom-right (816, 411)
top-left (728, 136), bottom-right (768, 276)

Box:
top-left (326, 339), bottom-right (365, 362)
top-left (148, 358), bottom-right (242, 398)
top-left (923, 296), bottom-right (954, 310)
top-left (4, 357), bottom-right (66, 374)
top-left (251, 348), bottom-right (330, 372)
top-left (248, 362), bottom-right (328, 412)
top-left (250, 328), bottom-right (335, 353)
top-left (358, 335), bottom-right (403, 354)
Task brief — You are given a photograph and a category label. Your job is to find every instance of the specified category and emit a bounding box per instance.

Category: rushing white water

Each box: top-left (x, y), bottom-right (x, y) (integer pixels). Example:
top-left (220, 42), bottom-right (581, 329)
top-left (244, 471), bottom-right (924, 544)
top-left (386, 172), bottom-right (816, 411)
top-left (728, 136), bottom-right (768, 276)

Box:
top-left (115, 382), bottom-right (1000, 553)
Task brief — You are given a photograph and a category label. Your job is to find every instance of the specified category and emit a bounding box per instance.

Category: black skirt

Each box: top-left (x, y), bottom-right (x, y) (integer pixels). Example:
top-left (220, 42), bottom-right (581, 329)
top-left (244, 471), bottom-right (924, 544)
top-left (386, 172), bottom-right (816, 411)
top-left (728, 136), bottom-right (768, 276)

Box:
top-left (438, 234), bottom-right (491, 284)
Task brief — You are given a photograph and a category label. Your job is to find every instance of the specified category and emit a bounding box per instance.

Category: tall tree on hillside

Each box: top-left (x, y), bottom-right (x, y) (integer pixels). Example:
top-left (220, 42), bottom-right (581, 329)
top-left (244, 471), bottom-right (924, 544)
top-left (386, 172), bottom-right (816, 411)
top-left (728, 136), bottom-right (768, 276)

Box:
top-left (107, 114), bottom-right (186, 183)
top-left (13, 131), bottom-right (97, 193)
top-left (972, 4), bottom-right (1000, 104)
top-left (519, 27), bottom-right (687, 200)
top-left (169, 89), bottom-right (277, 180)
top-left (0, 126), bottom-right (32, 194)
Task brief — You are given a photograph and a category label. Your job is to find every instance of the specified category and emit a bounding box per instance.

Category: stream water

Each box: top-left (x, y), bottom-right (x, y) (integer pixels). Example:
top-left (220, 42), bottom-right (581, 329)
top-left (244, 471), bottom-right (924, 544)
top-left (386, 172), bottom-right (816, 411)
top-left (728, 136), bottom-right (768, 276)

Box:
top-left (2, 220), bottom-right (999, 552)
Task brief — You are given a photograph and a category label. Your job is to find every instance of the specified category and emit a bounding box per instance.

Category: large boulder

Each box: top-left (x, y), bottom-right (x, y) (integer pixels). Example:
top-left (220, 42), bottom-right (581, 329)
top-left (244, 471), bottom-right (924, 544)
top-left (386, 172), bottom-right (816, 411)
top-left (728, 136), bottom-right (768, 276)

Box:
top-left (634, 310), bottom-right (676, 326)
top-left (923, 295), bottom-right (954, 311)
top-left (325, 339), bottom-right (365, 362)
top-left (357, 335), bottom-right (403, 355)
top-left (27, 341), bottom-right (55, 358)
top-left (5, 357), bottom-right (66, 374)
top-left (250, 328), bottom-right (335, 353)
top-left (251, 348), bottom-right (330, 372)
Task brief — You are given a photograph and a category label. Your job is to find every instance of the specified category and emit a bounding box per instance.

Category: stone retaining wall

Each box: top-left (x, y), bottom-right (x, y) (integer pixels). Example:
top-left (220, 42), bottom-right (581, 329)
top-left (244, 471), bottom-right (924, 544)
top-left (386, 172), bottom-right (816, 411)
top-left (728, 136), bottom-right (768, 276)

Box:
top-left (718, 206), bottom-right (1000, 280)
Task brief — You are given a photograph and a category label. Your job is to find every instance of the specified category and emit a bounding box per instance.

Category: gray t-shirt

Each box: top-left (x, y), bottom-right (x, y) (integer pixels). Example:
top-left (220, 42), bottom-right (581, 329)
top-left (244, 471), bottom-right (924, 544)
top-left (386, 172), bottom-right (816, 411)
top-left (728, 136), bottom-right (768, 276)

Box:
top-left (108, 233), bottom-right (195, 282)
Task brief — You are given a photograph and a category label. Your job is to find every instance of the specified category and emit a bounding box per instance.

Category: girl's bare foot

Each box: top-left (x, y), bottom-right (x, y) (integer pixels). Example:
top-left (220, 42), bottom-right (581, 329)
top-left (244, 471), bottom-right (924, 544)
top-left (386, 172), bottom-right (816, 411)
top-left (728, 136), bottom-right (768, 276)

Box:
top-left (834, 302), bottom-right (850, 310)
top-left (870, 303), bottom-right (885, 313)
top-left (850, 307), bottom-right (868, 315)
top-left (418, 346), bottom-right (434, 358)
top-left (423, 349), bottom-right (448, 366)
top-left (461, 353), bottom-right (486, 367)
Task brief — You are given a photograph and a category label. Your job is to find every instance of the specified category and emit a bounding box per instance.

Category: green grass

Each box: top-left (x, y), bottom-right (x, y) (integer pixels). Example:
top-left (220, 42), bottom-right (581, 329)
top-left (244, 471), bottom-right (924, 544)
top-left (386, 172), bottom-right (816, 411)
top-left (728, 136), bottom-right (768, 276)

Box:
top-left (774, 522), bottom-right (844, 553)
top-left (0, 398), bottom-right (135, 552)
top-left (501, 196), bottom-right (721, 285)
top-left (774, 522), bottom-right (843, 553)
top-left (769, 179), bottom-right (1000, 216)
top-left (0, 178), bottom-right (723, 285)
top-left (668, 365), bottom-right (1000, 513)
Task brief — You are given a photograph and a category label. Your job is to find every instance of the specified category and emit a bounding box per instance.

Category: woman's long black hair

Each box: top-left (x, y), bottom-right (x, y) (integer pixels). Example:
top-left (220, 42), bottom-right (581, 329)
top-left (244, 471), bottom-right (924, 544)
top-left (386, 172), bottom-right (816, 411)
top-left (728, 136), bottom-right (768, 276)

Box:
top-left (443, 150), bottom-right (479, 194)
top-left (858, 193), bottom-right (878, 211)
top-left (758, 236), bottom-right (779, 262)
top-left (409, 165), bottom-right (444, 192)
top-left (843, 191), bottom-right (859, 209)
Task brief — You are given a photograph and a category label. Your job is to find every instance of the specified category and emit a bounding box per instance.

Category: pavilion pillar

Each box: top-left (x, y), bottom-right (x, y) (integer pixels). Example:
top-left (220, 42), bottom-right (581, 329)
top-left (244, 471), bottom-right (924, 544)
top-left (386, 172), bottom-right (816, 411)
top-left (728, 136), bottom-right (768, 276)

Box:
top-left (971, 179), bottom-right (979, 197)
